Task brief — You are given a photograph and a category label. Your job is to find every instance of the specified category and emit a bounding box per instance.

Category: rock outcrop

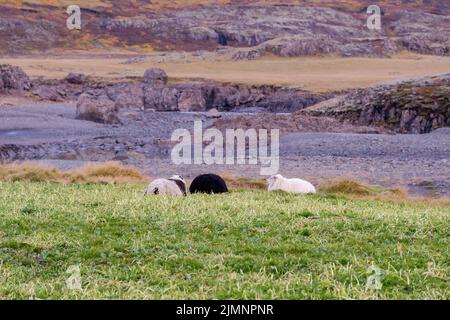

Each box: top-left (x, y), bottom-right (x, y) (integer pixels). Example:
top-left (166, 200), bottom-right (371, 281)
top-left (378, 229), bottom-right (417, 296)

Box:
top-left (31, 77), bottom-right (91, 101)
top-left (1, 3), bottom-right (449, 57)
top-left (75, 68), bottom-right (334, 123)
top-left (65, 73), bottom-right (87, 85)
top-left (0, 64), bottom-right (31, 93)
top-left (143, 85), bottom-right (179, 111)
top-left (233, 36), bottom-right (399, 60)
top-left (302, 74), bottom-right (450, 133)
top-left (76, 90), bottom-right (119, 124)
top-left (76, 80), bottom-right (331, 122)
top-left (96, 6), bottom-right (450, 59)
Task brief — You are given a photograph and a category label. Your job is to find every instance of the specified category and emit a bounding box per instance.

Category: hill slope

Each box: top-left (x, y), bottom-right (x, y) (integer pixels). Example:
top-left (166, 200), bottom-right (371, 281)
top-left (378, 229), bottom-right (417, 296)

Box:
top-left (1, 0), bottom-right (449, 55)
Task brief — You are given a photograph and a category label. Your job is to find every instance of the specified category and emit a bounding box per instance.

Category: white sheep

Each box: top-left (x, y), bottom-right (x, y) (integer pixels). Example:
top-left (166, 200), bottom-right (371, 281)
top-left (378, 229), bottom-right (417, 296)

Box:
top-left (267, 174), bottom-right (316, 194)
top-left (145, 175), bottom-right (187, 196)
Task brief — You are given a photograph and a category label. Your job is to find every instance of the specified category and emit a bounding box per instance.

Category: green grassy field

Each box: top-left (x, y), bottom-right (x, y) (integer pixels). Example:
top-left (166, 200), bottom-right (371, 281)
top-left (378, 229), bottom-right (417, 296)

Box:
top-left (0, 182), bottom-right (448, 300)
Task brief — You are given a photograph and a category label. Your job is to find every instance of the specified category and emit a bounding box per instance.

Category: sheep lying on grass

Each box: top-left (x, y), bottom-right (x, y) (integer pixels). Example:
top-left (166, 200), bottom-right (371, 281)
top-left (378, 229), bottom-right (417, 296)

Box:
top-left (145, 174), bottom-right (315, 196)
top-left (189, 174), bottom-right (229, 194)
top-left (267, 174), bottom-right (316, 194)
top-left (145, 175), bottom-right (187, 196)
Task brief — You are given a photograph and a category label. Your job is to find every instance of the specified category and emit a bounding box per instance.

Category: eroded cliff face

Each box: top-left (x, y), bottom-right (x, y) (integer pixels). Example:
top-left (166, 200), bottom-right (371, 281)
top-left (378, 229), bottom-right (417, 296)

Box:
top-left (302, 74), bottom-right (450, 133)
top-left (76, 77), bottom-right (333, 124)
top-left (0, 64), bottom-right (332, 121)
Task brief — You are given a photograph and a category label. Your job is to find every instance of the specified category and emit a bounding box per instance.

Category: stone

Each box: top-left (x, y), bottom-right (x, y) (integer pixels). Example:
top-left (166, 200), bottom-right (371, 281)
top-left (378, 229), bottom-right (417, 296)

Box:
top-left (113, 151), bottom-right (129, 161)
top-left (143, 68), bottom-right (168, 85)
top-left (105, 83), bottom-right (144, 110)
top-left (178, 89), bottom-right (206, 111)
top-left (32, 86), bottom-right (62, 101)
top-left (0, 64), bottom-right (31, 93)
top-left (206, 108), bottom-right (221, 118)
top-left (76, 90), bottom-right (120, 124)
top-left (143, 85), bottom-right (178, 111)
top-left (65, 72), bottom-right (87, 85)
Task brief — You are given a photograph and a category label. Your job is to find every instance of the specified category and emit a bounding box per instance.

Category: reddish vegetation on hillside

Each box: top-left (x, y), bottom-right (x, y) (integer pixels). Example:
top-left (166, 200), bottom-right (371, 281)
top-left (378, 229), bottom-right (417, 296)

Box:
top-left (1, 0), bottom-right (449, 55)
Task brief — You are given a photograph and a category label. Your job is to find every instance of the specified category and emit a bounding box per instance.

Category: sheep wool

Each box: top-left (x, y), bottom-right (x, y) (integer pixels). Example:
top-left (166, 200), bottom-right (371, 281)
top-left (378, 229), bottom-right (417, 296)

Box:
top-left (145, 175), bottom-right (187, 196)
top-left (189, 174), bottom-right (229, 194)
top-left (267, 174), bottom-right (316, 194)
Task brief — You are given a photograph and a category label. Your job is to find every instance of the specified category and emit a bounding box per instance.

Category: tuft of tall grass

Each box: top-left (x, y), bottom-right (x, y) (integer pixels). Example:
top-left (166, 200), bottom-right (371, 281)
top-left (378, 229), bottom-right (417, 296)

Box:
top-left (0, 163), bottom-right (64, 183)
top-left (320, 180), bottom-right (375, 196)
top-left (0, 162), bottom-right (147, 184)
top-left (219, 172), bottom-right (267, 190)
top-left (319, 179), bottom-right (409, 196)
top-left (318, 179), bottom-right (449, 207)
top-left (69, 162), bottom-right (145, 184)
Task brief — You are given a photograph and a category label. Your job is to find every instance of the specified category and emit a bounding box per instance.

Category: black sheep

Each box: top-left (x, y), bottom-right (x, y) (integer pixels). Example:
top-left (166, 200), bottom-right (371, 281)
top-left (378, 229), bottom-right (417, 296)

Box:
top-left (189, 174), bottom-right (229, 194)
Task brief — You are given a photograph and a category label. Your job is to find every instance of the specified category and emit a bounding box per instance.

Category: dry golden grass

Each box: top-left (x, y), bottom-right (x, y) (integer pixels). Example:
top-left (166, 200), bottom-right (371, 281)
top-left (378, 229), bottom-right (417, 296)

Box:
top-left (2, 53), bottom-right (450, 92)
top-left (320, 179), bottom-right (372, 195)
top-left (0, 162), bottom-right (448, 206)
top-left (0, 162), bottom-right (147, 184)
top-left (219, 172), bottom-right (267, 190)
top-left (155, 53), bottom-right (450, 92)
top-left (319, 179), bottom-right (450, 207)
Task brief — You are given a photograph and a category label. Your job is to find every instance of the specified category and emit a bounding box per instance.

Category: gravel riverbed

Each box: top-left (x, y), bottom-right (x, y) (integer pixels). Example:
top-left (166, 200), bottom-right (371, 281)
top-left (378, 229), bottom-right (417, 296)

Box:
top-left (1, 102), bottom-right (449, 196)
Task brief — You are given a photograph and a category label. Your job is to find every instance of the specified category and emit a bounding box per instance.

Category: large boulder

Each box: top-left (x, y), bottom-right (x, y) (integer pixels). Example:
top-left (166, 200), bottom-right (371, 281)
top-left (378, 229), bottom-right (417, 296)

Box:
top-left (65, 72), bottom-right (87, 85)
top-left (76, 90), bottom-right (119, 124)
top-left (105, 83), bottom-right (144, 110)
top-left (76, 83), bottom-right (148, 124)
top-left (143, 85), bottom-right (178, 111)
top-left (0, 64), bottom-right (31, 93)
top-left (32, 86), bottom-right (63, 101)
top-left (143, 68), bottom-right (168, 85)
top-left (205, 85), bottom-right (262, 110)
top-left (177, 88), bottom-right (207, 111)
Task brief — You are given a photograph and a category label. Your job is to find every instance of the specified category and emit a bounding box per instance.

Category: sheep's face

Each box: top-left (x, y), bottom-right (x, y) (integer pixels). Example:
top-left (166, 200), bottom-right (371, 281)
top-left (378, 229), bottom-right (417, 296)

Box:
top-left (169, 175), bottom-right (185, 183)
top-left (267, 174), bottom-right (283, 187)
top-left (168, 175), bottom-right (187, 196)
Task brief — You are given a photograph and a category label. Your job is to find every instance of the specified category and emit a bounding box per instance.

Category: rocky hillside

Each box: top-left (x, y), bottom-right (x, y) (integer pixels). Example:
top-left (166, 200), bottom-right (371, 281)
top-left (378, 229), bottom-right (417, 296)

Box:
top-left (0, 64), bottom-right (334, 121)
top-left (302, 74), bottom-right (450, 133)
top-left (1, 1), bottom-right (449, 56)
top-left (2, 64), bottom-right (449, 134)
